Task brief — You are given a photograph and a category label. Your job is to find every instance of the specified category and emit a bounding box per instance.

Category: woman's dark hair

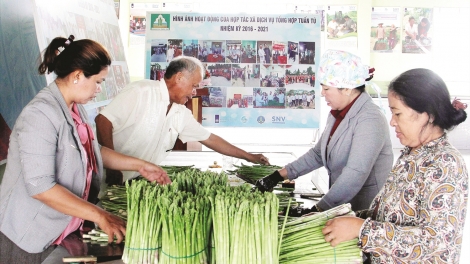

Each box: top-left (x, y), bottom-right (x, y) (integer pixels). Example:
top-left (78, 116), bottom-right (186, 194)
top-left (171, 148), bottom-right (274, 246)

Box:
top-left (419, 17), bottom-right (431, 31)
top-left (38, 36), bottom-right (111, 78)
top-left (388, 68), bottom-right (467, 130)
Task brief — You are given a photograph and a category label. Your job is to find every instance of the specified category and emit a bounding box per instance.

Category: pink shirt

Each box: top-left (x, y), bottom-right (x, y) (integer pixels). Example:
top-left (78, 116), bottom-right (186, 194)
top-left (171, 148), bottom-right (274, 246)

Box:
top-left (54, 103), bottom-right (96, 245)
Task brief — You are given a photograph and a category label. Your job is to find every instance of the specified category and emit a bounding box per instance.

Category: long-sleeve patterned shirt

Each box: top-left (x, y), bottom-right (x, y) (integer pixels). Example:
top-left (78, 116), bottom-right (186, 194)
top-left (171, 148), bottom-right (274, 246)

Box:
top-left (358, 135), bottom-right (468, 263)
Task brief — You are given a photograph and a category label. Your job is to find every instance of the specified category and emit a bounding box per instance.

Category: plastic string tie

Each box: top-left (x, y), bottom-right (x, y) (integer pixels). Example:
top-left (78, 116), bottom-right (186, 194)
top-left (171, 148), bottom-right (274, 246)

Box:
top-left (160, 247), bottom-right (207, 259)
top-left (125, 246), bottom-right (161, 251)
top-left (334, 247), bottom-right (337, 264)
top-left (368, 81), bottom-right (385, 114)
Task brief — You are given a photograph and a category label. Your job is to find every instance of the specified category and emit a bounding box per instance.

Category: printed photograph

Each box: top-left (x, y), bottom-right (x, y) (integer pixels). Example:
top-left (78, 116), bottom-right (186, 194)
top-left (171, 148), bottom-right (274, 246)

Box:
top-left (402, 7), bottom-right (433, 54)
top-left (287, 41), bottom-right (299, 64)
top-left (257, 41), bottom-right (273, 64)
top-left (253, 87), bottom-right (286, 108)
top-left (240, 40), bottom-right (257, 63)
top-left (285, 89), bottom-right (316, 109)
top-left (199, 40), bottom-right (226, 62)
top-left (205, 63), bottom-right (231, 86)
top-left (226, 87), bottom-right (254, 108)
top-left (150, 39), bottom-right (168, 62)
top-left (201, 87), bottom-right (227, 107)
top-left (370, 7), bottom-right (401, 52)
top-left (149, 62), bottom-right (168, 81)
top-left (260, 65), bottom-right (285, 87)
top-left (326, 6), bottom-right (358, 39)
top-left (226, 40), bottom-right (241, 63)
top-left (182, 39), bottom-right (199, 58)
top-left (167, 39), bottom-right (183, 62)
top-left (298, 42), bottom-right (315, 64)
top-left (272, 41), bottom-right (288, 64)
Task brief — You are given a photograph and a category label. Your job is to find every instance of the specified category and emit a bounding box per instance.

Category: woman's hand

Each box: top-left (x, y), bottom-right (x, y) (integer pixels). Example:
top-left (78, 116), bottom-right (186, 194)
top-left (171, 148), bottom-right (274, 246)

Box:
top-left (322, 216), bottom-right (364, 247)
top-left (96, 210), bottom-right (127, 244)
top-left (139, 163), bottom-right (172, 185)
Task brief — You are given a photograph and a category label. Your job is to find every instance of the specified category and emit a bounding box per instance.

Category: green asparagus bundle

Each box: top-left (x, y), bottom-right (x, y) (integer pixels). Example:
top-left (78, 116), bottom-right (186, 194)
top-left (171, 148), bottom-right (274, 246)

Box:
top-left (123, 170), bottom-right (227, 264)
top-left (158, 183), bottom-right (213, 264)
top-left (122, 180), bottom-right (161, 264)
top-left (278, 203), bottom-right (363, 264)
top-left (102, 166), bottom-right (203, 222)
top-left (275, 191), bottom-right (301, 210)
top-left (226, 163), bottom-right (282, 184)
top-left (82, 229), bottom-right (116, 245)
top-left (161, 165), bottom-right (198, 175)
top-left (101, 184), bottom-right (128, 221)
top-left (210, 184), bottom-right (279, 264)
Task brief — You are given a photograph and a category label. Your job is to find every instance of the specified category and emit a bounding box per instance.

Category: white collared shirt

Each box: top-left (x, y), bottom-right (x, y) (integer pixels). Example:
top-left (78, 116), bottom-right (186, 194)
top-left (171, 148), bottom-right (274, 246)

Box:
top-left (100, 79), bottom-right (210, 180)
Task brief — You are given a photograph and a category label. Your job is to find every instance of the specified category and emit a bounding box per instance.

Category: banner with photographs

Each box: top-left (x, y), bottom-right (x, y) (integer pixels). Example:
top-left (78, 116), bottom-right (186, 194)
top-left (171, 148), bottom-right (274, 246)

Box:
top-left (33, 0), bottom-right (130, 121)
top-left (402, 7), bottom-right (433, 54)
top-left (145, 12), bottom-right (321, 128)
top-left (370, 7), bottom-right (400, 53)
top-left (325, 5), bottom-right (358, 51)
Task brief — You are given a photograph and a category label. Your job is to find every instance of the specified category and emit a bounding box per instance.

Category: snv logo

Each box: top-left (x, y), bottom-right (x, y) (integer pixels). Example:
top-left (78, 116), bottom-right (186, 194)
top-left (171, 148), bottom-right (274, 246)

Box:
top-left (272, 116), bottom-right (286, 123)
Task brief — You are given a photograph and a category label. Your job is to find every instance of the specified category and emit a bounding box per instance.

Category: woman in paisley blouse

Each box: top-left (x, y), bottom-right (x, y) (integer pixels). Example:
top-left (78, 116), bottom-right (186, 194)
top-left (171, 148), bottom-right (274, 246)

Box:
top-left (322, 68), bottom-right (468, 263)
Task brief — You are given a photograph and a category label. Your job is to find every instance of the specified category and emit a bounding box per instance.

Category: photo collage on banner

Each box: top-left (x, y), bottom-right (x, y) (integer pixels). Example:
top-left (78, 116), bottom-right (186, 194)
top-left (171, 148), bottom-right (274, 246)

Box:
top-left (145, 12), bottom-right (321, 128)
top-left (370, 7), bottom-right (400, 53)
top-left (325, 5), bottom-right (358, 50)
top-left (402, 7), bottom-right (433, 54)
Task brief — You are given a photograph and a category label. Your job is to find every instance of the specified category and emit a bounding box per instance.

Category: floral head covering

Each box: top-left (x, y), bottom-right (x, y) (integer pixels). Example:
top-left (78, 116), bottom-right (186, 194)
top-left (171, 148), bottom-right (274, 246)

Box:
top-left (318, 49), bottom-right (370, 89)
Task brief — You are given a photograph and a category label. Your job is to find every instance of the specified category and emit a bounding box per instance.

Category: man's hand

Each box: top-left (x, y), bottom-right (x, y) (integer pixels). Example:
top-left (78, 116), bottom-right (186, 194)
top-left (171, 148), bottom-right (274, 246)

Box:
top-left (254, 170), bottom-right (283, 192)
top-left (138, 163), bottom-right (172, 185)
top-left (247, 154), bottom-right (270, 165)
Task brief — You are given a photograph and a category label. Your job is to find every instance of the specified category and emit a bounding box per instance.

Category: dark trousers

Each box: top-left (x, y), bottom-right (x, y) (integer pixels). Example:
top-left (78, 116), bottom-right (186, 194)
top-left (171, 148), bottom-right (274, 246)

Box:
top-left (0, 231), bottom-right (55, 264)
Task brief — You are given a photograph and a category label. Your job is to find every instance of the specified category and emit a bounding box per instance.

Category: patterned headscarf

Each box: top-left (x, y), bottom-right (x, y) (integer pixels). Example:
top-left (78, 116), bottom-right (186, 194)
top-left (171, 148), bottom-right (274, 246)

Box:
top-left (318, 49), bottom-right (370, 89)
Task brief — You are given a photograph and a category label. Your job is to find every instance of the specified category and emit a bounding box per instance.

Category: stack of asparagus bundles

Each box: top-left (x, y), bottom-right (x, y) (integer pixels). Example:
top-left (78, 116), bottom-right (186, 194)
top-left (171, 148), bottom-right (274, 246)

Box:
top-left (101, 184), bottom-right (128, 221)
top-left (123, 169), bottom-right (226, 264)
top-left (122, 169), bottom-right (281, 264)
top-left (101, 166), bottom-right (198, 222)
top-left (278, 203), bottom-right (363, 264)
top-left (210, 184), bottom-right (279, 264)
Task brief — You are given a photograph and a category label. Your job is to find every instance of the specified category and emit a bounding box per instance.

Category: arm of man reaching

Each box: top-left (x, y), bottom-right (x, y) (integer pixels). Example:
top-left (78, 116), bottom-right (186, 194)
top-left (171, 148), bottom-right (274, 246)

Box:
top-left (95, 114), bottom-right (171, 185)
top-left (200, 134), bottom-right (270, 165)
top-left (95, 114), bottom-right (124, 185)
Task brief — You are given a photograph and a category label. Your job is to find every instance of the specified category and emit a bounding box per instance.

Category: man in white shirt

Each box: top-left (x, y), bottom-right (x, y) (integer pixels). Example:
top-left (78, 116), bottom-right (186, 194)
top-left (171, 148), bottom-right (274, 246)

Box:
top-left (306, 93), bottom-right (313, 107)
top-left (167, 45), bottom-right (175, 62)
top-left (405, 16), bottom-right (418, 40)
top-left (327, 19), bottom-right (338, 38)
top-left (255, 90), bottom-right (264, 107)
top-left (278, 91), bottom-right (285, 105)
top-left (95, 56), bottom-right (269, 183)
top-left (267, 91), bottom-right (274, 103)
top-left (258, 45), bottom-right (265, 64)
